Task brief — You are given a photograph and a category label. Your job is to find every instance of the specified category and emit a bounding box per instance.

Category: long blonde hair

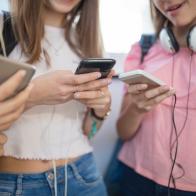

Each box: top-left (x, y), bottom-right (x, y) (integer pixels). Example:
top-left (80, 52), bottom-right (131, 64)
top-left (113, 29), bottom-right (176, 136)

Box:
top-left (10, 0), bottom-right (103, 64)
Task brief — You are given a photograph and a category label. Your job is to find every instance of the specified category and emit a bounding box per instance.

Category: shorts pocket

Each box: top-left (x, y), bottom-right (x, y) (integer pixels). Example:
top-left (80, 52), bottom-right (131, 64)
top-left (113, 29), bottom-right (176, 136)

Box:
top-left (70, 154), bottom-right (101, 186)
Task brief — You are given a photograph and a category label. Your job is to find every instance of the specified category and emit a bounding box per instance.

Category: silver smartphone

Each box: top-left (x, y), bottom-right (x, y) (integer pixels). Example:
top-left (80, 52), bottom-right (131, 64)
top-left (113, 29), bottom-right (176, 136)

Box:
top-left (0, 56), bottom-right (36, 92)
top-left (119, 69), bottom-right (165, 89)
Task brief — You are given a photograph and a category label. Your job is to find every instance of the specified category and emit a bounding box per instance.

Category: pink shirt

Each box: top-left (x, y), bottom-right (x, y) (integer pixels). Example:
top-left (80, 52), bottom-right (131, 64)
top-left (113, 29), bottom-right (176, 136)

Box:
top-left (118, 41), bottom-right (196, 192)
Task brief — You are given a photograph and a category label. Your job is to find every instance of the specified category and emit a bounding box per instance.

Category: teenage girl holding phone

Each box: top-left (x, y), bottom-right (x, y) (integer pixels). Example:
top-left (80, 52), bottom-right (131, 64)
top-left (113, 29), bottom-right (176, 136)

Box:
top-left (117, 0), bottom-right (196, 195)
top-left (0, 0), bottom-right (112, 195)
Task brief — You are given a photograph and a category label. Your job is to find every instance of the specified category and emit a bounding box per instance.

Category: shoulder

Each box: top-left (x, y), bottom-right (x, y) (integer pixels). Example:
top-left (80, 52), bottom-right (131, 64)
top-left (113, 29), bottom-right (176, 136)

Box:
top-left (124, 39), bottom-right (169, 72)
top-left (142, 40), bottom-right (171, 63)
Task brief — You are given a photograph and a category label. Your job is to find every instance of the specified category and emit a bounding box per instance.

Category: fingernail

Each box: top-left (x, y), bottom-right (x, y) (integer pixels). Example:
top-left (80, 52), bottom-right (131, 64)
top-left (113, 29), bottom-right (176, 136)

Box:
top-left (97, 73), bottom-right (101, 78)
top-left (74, 93), bottom-right (80, 98)
top-left (141, 84), bottom-right (148, 88)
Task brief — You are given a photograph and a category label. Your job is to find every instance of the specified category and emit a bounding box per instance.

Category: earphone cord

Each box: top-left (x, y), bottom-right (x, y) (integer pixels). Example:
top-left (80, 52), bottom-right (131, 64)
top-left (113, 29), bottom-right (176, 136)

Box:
top-left (168, 94), bottom-right (177, 196)
top-left (170, 52), bottom-right (193, 149)
top-left (168, 52), bottom-right (193, 196)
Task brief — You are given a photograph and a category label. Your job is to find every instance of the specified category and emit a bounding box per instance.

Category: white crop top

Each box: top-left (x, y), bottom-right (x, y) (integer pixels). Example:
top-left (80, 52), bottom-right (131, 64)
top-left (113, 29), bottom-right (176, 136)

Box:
top-left (4, 25), bottom-right (92, 160)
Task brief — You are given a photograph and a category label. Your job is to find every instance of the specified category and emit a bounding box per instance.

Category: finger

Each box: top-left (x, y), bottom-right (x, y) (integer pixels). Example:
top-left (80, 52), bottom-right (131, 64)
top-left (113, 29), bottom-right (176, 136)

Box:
top-left (0, 134), bottom-right (7, 145)
top-left (107, 69), bottom-right (115, 78)
top-left (0, 105), bottom-right (24, 125)
top-left (0, 84), bottom-right (33, 116)
top-left (144, 89), bottom-right (175, 107)
top-left (74, 90), bottom-right (104, 99)
top-left (128, 84), bottom-right (148, 94)
top-left (0, 70), bottom-right (27, 101)
top-left (83, 97), bottom-right (111, 106)
top-left (0, 123), bottom-right (12, 131)
top-left (58, 85), bottom-right (75, 96)
top-left (131, 92), bottom-right (148, 103)
top-left (70, 72), bottom-right (101, 85)
top-left (76, 78), bottom-right (111, 92)
top-left (144, 85), bottom-right (171, 99)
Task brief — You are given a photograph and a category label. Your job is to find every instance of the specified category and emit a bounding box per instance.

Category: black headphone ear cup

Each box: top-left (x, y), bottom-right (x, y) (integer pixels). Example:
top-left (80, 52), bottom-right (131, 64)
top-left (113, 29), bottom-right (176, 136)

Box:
top-left (159, 27), bottom-right (179, 53)
top-left (187, 25), bottom-right (196, 52)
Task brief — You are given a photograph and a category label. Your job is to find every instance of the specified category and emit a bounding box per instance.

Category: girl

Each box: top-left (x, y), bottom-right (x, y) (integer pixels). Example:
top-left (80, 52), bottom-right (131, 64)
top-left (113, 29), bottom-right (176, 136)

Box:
top-left (117, 0), bottom-right (196, 195)
top-left (0, 0), bottom-right (112, 195)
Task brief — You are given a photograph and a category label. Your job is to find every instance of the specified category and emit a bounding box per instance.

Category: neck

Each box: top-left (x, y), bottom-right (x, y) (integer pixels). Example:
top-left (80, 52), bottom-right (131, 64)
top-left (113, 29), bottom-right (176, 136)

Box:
top-left (44, 8), bottom-right (66, 28)
top-left (172, 26), bottom-right (189, 47)
top-left (172, 20), bottom-right (196, 47)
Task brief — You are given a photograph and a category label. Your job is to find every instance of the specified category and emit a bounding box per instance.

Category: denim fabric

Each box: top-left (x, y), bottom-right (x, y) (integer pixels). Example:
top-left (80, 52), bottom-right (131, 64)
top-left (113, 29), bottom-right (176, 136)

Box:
top-left (118, 162), bottom-right (196, 196)
top-left (104, 139), bottom-right (124, 196)
top-left (0, 153), bottom-right (107, 196)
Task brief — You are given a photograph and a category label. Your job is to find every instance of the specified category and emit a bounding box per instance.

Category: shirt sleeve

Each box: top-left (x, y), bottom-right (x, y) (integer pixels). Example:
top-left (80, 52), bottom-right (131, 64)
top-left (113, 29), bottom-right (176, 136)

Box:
top-left (123, 43), bottom-right (142, 93)
top-left (124, 42), bottom-right (142, 72)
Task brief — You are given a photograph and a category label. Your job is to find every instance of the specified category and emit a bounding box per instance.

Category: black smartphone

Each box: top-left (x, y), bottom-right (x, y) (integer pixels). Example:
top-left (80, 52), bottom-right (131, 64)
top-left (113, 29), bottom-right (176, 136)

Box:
top-left (75, 58), bottom-right (116, 78)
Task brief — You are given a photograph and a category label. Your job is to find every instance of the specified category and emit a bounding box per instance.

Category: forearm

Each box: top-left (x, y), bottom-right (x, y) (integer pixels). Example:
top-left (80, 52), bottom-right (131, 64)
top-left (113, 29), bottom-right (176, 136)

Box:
top-left (83, 110), bottom-right (104, 138)
top-left (117, 103), bottom-right (144, 140)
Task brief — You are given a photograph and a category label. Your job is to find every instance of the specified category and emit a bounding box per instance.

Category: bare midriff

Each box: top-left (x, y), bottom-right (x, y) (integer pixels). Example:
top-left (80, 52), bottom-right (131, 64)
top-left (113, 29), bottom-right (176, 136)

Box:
top-left (0, 156), bottom-right (78, 173)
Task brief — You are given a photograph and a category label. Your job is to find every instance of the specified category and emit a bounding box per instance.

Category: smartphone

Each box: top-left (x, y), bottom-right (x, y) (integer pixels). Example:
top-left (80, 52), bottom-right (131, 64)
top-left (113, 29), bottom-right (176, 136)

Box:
top-left (75, 58), bottom-right (116, 78)
top-left (0, 56), bottom-right (36, 93)
top-left (119, 69), bottom-right (165, 88)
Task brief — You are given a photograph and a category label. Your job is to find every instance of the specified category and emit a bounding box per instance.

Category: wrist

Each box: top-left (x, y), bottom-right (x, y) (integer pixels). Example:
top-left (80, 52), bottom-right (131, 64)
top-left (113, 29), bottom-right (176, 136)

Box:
top-left (91, 107), bottom-right (111, 121)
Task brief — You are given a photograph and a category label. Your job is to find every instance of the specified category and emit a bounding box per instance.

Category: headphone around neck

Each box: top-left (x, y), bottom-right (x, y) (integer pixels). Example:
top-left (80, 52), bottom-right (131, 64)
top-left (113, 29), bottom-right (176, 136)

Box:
top-left (159, 24), bottom-right (196, 53)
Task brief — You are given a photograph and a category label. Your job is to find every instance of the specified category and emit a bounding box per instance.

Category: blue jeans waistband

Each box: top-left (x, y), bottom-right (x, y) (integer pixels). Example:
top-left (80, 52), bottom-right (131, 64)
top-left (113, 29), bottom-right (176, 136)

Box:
top-left (0, 152), bottom-right (107, 196)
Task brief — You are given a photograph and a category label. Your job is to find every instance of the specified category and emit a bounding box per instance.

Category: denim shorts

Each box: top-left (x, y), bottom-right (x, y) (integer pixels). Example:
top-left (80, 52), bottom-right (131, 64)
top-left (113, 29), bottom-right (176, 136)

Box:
top-left (0, 153), bottom-right (107, 196)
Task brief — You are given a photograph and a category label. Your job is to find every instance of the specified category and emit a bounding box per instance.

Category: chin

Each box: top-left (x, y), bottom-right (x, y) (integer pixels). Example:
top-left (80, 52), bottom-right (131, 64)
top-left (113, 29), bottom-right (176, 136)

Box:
top-left (50, 0), bottom-right (80, 14)
top-left (53, 6), bottom-right (74, 13)
top-left (170, 17), bottom-right (194, 28)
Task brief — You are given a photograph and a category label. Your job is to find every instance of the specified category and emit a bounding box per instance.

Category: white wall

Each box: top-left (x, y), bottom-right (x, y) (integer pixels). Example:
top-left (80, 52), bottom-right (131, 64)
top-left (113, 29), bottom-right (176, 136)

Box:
top-left (100, 0), bottom-right (154, 54)
top-left (0, 0), bottom-right (9, 10)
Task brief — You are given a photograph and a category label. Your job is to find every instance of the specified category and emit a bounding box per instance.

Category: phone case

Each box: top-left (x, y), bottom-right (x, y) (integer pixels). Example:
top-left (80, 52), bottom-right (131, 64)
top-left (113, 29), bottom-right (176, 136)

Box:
top-left (0, 56), bottom-right (36, 92)
top-left (75, 58), bottom-right (116, 78)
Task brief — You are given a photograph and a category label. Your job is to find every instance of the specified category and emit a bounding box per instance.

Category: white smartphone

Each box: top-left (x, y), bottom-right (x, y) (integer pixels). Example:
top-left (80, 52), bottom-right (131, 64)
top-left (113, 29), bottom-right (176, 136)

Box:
top-left (0, 56), bottom-right (36, 92)
top-left (119, 69), bottom-right (165, 88)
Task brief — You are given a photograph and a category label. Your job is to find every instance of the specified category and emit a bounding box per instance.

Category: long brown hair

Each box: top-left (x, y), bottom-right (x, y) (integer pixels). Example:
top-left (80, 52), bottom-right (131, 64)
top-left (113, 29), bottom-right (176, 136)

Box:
top-left (150, 0), bottom-right (167, 36)
top-left (10, 0), bottom-right (103, 64)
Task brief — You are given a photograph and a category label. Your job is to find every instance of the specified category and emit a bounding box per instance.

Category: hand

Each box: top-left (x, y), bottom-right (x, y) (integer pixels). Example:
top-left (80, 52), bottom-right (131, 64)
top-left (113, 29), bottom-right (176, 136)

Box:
top-left (0, 70), bottom-right (33, 131)
top-left (27, 70), bottom-right (102, 107)
top-left (127, 84), bottom-right (175, 114)
top-left (0, 134), bottom-right (7, 155)
top-left (74, 71), bottom-right (114, 117)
